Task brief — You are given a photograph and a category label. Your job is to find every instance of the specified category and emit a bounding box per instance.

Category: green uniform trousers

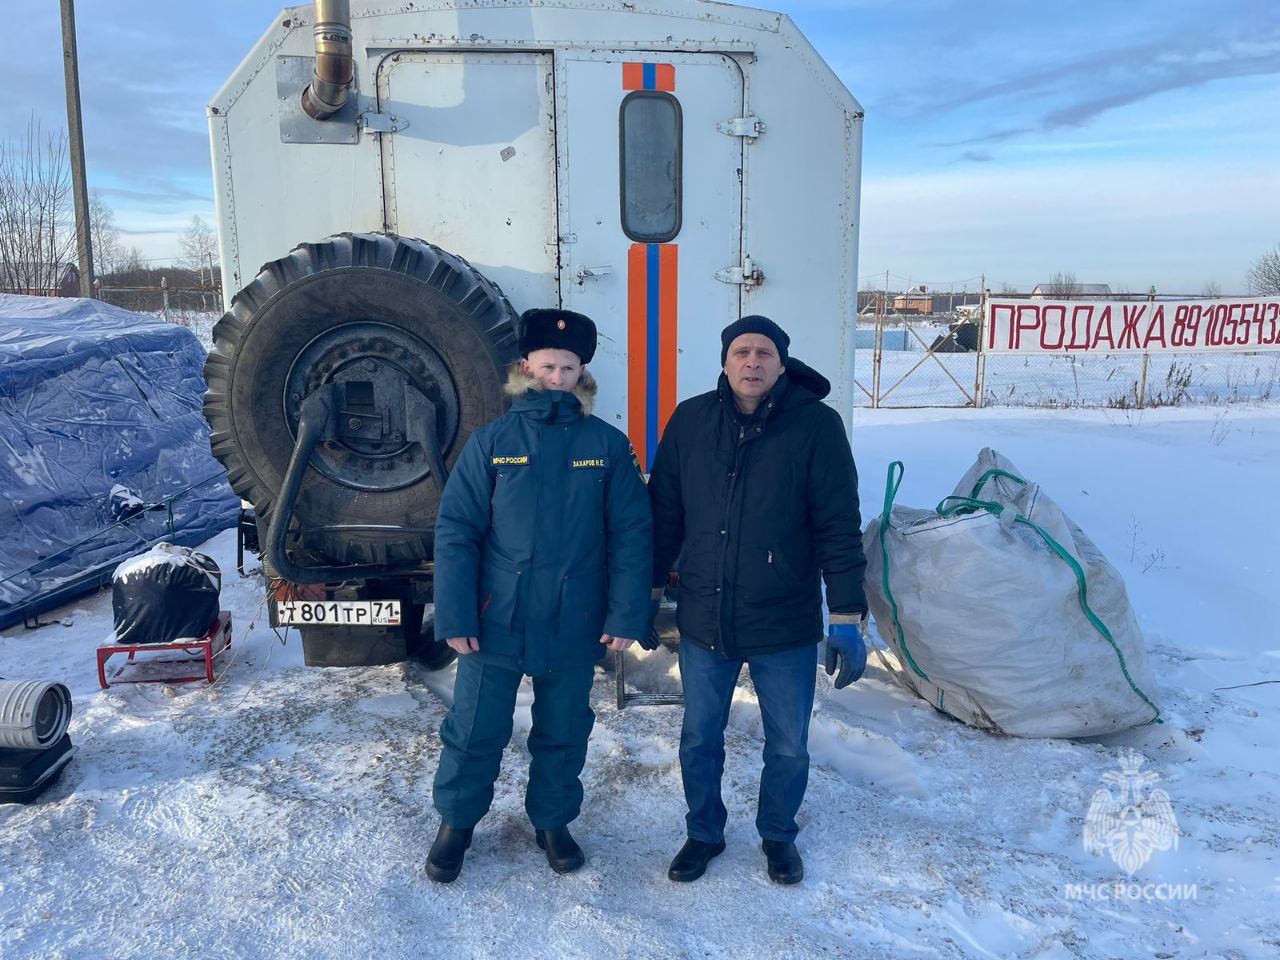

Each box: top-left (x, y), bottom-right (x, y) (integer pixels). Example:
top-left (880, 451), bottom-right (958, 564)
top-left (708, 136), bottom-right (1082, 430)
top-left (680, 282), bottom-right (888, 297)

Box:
top-left (432, 655), bottom-right (596, 830)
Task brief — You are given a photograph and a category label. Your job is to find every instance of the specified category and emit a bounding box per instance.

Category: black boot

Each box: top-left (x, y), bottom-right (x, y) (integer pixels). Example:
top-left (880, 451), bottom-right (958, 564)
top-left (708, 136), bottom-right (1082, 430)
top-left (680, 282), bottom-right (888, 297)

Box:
top-left (667, 838), bottom-right (726, 882)
top-left (535, 826), bottom-right (585, 874)
top-left (425, 824), bottom-right (473, 883)
top-left (761, 840), bottom-right (804, 885)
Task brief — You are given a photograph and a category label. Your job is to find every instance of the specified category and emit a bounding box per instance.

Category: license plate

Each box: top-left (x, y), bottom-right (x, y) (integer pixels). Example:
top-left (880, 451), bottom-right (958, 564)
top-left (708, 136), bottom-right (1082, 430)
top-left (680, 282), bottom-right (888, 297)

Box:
top-left (276, 600), bottom-right (401, 627)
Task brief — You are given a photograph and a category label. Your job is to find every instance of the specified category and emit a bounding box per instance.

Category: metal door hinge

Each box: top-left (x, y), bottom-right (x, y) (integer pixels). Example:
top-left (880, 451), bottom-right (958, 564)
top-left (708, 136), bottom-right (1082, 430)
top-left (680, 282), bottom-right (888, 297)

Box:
top-left (715, 257), bottom-right (764, 287)
top-left (717, 116), bottom-right (764, 139)
top-left (359, 112), bottom-right (408, 134)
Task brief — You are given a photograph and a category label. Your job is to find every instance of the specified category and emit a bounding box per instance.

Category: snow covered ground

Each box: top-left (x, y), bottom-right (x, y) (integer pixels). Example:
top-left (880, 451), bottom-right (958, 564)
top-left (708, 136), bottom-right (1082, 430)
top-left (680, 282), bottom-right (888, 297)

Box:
top-left (2, 406), bottom-right (1278, 959)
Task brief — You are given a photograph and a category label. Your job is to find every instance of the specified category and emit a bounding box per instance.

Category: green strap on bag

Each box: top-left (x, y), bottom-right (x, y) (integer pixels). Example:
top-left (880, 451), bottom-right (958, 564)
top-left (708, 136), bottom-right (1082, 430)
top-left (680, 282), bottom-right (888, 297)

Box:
top-left (878, 462), bottom-right (932, 683)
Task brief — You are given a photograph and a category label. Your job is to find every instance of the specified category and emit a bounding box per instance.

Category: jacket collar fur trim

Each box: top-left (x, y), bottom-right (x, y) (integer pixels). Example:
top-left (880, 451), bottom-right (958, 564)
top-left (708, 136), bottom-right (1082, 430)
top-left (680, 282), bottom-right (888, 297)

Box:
top-left (503, 363), bottom-right (597, 417)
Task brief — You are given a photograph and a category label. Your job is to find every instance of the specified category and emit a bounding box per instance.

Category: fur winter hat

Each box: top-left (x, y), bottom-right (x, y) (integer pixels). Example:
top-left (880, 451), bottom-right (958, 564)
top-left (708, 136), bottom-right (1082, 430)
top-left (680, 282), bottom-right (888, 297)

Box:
top-left (519, 308), bottom-right (597, 364)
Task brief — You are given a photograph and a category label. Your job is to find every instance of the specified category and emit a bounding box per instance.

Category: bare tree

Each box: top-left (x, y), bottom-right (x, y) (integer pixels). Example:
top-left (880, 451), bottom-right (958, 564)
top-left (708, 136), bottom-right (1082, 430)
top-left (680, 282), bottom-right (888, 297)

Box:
top-left (89, 190), bottom-right (123, 278)
top-left (119, 245), bottom-right (144, 275)
top-left (1047, 271), bottom-right (1080, 299)
top-left (1200, 280), bottom-right (1222, 299)
top-left (999, 282), bottom-right (1018, 294)
top-left (178, 215), bottom-right (218, 284)
top-left (1246, 244), bottom-right (1280, 296)
top-left (0, 115), bottom-right (74, 294)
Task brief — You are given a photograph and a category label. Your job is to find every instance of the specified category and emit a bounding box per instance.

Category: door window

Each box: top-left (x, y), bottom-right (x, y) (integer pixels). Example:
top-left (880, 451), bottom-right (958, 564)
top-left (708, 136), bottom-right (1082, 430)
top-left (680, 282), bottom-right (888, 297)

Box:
top-left (619, 92), bottom-right (682, 243)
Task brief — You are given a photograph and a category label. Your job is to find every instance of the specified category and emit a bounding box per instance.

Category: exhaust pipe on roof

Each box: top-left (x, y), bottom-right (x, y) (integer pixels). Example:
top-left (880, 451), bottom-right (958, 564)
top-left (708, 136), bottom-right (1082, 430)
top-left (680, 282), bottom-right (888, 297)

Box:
top-left (301, 0), bottom-right (354, 121)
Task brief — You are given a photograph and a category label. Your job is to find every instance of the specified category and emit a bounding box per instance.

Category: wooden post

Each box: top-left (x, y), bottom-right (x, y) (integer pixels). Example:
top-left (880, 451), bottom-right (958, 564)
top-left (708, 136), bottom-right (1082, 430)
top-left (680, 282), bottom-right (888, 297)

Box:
top-left (60, 0), bottom-right (94, 297)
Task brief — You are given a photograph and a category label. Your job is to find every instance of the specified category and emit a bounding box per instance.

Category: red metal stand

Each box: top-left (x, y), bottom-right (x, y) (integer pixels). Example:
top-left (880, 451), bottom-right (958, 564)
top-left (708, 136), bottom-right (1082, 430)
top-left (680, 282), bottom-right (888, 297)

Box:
top-left (97, 612), bottom-right (232, 690)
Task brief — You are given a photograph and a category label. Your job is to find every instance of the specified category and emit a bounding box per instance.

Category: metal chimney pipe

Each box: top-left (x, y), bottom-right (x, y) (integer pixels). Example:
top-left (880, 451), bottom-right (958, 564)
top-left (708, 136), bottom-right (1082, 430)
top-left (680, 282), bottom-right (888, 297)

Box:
top-left (301, 0), bottom-right (354, 120)
top-left (0, 679), bottom-right (73, 750)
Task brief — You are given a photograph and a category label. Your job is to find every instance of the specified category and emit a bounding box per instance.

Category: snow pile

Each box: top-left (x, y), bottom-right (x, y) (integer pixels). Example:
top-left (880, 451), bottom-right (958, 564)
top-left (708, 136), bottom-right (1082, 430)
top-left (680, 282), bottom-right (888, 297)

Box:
top-left (112, 543), bottom-right (220, 589)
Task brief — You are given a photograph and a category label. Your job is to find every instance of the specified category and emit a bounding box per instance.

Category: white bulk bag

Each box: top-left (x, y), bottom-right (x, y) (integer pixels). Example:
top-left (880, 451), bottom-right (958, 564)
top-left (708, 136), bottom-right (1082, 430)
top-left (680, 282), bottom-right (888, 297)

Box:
top-left (862, 448), bottom-right (1160, 738)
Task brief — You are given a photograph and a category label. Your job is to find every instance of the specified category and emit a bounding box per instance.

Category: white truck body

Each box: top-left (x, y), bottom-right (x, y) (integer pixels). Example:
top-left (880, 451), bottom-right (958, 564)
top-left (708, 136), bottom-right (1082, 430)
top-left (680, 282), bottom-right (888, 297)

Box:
top-left (209, 0), bottom-right (864, 461)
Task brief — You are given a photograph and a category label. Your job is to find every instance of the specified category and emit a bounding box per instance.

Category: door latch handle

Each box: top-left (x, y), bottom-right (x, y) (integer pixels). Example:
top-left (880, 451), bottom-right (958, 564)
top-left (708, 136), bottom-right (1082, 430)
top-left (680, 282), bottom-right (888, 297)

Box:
top-left (574, 265), bottom-right (613, 283)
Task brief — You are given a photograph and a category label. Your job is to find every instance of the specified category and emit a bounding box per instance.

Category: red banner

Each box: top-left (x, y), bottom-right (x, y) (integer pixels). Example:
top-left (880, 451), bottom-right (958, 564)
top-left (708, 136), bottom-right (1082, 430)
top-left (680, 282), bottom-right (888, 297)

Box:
top-left (985, 298), bottom-right (1280, 354)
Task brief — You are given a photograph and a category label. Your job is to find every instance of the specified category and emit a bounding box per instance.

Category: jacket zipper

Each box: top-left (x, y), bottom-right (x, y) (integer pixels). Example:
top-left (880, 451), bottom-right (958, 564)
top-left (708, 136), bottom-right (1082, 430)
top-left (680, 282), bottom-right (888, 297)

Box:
top-left (714, 422), bottom-right (750, 655)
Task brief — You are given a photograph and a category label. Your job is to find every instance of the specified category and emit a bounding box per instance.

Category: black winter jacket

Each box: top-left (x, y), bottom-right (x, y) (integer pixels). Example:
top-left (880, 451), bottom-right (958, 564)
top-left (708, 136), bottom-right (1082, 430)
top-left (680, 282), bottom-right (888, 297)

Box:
top-left (648, 358), bottom-right (867, 658)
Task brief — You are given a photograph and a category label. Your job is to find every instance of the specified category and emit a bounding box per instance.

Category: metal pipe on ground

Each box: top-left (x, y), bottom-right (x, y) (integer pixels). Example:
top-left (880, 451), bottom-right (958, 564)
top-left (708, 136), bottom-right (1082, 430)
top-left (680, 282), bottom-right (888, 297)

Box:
top-left (0, 679), bottom-right (73, 750)
top-left (301, 0), bottom-right (354, 120)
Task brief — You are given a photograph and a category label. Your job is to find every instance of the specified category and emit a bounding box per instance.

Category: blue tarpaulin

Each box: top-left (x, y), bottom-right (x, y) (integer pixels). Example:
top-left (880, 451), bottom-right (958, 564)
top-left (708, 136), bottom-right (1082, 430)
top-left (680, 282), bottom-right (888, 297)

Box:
top-left (0, 294), bottom-right (238, 629)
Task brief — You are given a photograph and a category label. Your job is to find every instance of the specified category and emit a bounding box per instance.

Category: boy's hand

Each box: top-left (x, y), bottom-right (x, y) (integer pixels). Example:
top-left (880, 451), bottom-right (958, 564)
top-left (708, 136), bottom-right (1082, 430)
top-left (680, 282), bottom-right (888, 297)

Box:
top-left (446, 636), bottom-right (479, 655)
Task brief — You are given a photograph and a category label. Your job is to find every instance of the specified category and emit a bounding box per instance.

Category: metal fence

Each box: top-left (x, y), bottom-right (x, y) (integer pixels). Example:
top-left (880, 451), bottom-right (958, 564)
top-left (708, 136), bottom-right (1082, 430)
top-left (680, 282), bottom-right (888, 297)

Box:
top-left (98, 283), bottom-right (222, 316)
top-left (855, 300), bottom-right (1280, 409)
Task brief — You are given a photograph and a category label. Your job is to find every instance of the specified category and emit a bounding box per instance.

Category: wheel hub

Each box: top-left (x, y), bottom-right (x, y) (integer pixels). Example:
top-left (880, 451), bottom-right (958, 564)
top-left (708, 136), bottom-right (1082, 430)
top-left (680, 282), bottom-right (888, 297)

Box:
top-left (284, 322), bottom-right (460, 491)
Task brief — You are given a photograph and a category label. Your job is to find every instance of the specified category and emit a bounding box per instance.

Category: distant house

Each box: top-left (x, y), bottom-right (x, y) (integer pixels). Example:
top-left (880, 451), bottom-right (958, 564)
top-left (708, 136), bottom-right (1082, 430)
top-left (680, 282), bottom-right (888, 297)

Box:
top-left (0, 262), bottom-right (81, 298)
top-left (893, 287), bottom-right (933, 314)
top-left (1029, 282), bottom-right (1112, 299)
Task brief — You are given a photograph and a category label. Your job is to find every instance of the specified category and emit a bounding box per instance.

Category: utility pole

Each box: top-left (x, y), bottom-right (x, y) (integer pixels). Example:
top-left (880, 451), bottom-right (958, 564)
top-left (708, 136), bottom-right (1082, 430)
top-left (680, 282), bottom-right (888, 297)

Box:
top-left (60, 0), bottom-right (94, 297)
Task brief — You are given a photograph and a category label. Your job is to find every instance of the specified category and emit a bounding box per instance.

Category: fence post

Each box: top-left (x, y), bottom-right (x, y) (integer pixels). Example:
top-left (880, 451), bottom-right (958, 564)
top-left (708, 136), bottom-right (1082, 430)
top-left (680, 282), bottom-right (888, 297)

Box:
top-left (871, 298), bottom-right (883, 408)
top-left (974, 288), bottom-right (987, 408)
top-left (1137, 286), bottom-right (1155, 409)
top-left (161, 276), bottom-right (170, 323)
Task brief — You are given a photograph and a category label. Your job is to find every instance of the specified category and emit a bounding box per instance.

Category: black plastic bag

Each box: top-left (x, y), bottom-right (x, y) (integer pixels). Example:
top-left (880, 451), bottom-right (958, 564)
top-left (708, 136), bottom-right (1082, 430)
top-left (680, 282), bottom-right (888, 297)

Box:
top-left (111, 544), bottom-right (221, 646)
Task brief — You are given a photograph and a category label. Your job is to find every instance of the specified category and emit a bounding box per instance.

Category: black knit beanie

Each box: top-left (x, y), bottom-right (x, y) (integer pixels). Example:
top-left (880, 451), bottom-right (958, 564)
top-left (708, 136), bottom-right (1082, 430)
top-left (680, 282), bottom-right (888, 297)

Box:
top-left (720, 315), bottom-right (790, 366)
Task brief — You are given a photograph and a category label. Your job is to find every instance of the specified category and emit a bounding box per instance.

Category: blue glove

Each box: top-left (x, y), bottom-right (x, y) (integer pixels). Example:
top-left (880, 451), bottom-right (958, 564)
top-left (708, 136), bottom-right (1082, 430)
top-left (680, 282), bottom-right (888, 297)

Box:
top-left (825, 618), bottom-right (868, 689)
top-left (638, 592), bottom-right (663, 651)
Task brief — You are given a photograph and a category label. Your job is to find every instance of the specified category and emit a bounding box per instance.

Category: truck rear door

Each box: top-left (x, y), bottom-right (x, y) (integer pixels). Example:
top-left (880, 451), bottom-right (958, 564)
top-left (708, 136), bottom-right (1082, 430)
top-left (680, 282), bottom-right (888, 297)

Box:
top-left (558, 53), bottom-right (745, 471)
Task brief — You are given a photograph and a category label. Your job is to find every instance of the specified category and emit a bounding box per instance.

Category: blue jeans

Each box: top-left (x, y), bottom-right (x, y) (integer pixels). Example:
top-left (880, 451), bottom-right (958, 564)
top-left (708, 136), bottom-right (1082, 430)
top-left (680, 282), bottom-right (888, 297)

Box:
top-left (677, 639), bottom-right (817, 843)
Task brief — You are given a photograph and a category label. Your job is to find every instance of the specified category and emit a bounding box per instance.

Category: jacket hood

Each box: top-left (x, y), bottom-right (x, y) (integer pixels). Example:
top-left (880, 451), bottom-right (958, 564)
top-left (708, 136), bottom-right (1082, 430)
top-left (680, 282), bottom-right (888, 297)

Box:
top-left (504, 363), bottom-right (597, 417)
top-left (778, 357), bottom-right (831, 403)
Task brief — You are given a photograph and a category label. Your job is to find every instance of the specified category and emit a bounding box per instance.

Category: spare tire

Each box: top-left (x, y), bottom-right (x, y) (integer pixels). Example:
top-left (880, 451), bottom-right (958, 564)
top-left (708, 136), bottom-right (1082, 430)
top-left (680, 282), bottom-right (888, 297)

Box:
top-left (203, 233), bottom-right (517, 568)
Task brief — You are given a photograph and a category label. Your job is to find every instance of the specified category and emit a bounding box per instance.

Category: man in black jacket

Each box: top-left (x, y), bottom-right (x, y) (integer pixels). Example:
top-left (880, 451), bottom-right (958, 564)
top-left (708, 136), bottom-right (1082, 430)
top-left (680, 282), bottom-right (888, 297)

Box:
top-left (647, 315), bottom-right (868, 885)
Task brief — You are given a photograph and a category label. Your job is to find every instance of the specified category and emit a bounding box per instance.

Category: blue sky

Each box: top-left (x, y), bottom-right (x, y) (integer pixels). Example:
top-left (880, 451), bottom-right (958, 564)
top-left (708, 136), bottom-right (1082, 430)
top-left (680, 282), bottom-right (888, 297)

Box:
top-left (4, 0), bottom-right (1278, 291)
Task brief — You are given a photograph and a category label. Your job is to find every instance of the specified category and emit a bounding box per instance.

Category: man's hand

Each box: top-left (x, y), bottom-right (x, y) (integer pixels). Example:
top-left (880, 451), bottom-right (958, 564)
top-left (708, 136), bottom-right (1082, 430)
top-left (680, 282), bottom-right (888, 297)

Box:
top-left (637, 586), bottom-right (665, 651)
top-left (824, 614), bottom-right (868, 689)
top-left (446, 636), bottom-right (479, 655)
top-left (600, 634), bottom-right (636, 651)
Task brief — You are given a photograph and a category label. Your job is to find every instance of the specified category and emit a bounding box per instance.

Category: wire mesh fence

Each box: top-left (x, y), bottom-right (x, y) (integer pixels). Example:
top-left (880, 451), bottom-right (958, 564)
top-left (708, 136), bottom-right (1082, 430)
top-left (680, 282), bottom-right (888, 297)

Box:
top-left (97, 285), bottom-right (222, 350)
top-left (855, 302), bottom-right (1280, 409)
top-left (97, 284), bottom-right (223, 315)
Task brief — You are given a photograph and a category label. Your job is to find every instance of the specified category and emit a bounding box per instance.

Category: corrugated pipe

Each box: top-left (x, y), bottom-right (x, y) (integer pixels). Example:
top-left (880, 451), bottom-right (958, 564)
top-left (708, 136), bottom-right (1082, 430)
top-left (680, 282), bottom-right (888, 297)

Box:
top-left (301, 0), bottom-right (354, 120)
top-left (0, 679), bottom-right (73, 749)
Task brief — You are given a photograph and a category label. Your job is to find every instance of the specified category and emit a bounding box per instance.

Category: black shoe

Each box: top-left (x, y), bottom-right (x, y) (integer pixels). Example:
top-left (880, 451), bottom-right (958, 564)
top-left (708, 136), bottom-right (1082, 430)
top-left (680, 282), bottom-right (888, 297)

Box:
top-left (424, 824), bottom-right (473, 883)
top-left (761, 840), bottom-right (804, 885)
top-left (667, 838), bottom-right (726, 882)
top-left (535, 827), bottom-right (585, 874)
